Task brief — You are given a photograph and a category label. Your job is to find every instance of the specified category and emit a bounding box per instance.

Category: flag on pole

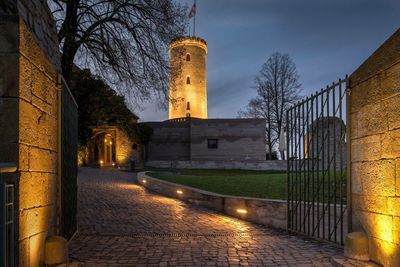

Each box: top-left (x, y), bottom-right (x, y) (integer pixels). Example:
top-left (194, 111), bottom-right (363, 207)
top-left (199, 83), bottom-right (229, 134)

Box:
top-left (188, 3), bottom-right (196, 18)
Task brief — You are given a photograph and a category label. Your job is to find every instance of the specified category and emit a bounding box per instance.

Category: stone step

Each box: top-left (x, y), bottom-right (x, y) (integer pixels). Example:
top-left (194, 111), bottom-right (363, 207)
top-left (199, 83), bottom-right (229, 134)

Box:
top-left (331, 256), bottom-right (379, 267)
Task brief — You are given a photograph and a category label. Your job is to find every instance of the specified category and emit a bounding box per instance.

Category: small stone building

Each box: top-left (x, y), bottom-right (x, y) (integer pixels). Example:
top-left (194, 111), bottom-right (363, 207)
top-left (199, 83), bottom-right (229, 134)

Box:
top-left (84, 126), bottom-right (142, 168)
top-left (304, 116), bottom-right (347, 170)
top-left (145, 118), bottom-right (266, 162)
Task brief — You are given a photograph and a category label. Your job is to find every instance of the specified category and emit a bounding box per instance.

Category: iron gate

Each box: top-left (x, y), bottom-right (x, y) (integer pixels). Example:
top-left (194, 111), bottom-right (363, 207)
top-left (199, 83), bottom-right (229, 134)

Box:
top-left (286, 77), bottom-right (349, 245)
top-left (60, 77), bottom-right (78, 239)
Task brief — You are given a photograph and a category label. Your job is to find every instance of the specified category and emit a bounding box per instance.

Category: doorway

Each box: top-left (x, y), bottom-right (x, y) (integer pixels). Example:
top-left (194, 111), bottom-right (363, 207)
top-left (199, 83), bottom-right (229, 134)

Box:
top-left (93, 133), bottom-right (115, 166)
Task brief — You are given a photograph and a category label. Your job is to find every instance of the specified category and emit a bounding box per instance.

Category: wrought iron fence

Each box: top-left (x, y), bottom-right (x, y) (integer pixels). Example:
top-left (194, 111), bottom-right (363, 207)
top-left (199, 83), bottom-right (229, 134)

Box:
top-left (286, 77), bottom-right (349, 245)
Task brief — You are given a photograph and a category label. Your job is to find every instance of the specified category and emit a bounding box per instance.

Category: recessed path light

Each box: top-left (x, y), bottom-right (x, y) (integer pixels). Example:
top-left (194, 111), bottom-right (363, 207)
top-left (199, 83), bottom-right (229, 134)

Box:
top-left (236, 209), bottom-right (247, 214)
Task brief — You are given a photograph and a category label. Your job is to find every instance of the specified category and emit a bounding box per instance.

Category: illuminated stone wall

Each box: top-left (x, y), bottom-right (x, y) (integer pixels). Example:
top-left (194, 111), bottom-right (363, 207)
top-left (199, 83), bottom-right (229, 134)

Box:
top-left (0, 1), bottom-right (62, 266)
top-left (349, 29), bottom-right (400, 266)
top-left (169, 37), bottom-right (208, 119)
top-left (115, 127), bottom-right (135, 167)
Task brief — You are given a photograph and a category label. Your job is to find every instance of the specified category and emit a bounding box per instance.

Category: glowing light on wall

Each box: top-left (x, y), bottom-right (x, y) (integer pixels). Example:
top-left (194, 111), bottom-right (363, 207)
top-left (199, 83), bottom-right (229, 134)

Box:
top-left (375, 216), bottom-right (395, 256)
top-left (176, 190), bottom-right (183, 195)
top-left (236, 209), bottom-right (247, 214)
top-left (100, 160), bottom-right (104, 164)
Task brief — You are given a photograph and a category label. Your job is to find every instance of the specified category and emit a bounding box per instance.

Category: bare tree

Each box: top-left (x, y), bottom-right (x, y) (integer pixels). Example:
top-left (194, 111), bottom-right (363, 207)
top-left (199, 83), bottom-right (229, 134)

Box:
top-left (49, 0), bottom-right (187, 105)
top-left (239, 52), bottom-right (301, 160)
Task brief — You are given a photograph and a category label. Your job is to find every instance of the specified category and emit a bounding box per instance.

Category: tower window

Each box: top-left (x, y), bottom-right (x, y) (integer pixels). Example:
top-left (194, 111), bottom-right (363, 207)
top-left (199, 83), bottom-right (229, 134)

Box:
top-left (186, 101), bottom-right (190, 110)
top-left (186, 76), bottom-right (191, 85)
top-left (186, 54), bottom-right (191, 61)
top-left (208, 139), bottom-right (218, 149)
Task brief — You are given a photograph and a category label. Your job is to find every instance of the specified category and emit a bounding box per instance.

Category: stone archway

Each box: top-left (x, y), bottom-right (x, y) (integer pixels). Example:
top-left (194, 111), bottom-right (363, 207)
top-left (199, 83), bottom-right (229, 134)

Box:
top-left (87, 126), bottom-right (140, 168)
top-left (91, 132), bottom-right (116, 167)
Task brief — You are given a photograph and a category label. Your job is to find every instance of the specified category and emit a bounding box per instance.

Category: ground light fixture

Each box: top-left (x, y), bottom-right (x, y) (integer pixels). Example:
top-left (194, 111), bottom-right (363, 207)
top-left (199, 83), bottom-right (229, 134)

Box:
top-left (176, 190), bottom-right (183, 195)
top-left (142, 179), bottom-right (147, 184)
top-left (236, 209), bottom-right (247, 214)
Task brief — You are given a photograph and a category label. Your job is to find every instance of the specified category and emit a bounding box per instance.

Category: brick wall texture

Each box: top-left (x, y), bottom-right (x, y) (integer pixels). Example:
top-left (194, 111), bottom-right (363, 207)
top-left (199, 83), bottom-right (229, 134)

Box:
top-left (0, 1), bottom-right (61, 266)
top-left (349, 29), bottom-right (400, 266)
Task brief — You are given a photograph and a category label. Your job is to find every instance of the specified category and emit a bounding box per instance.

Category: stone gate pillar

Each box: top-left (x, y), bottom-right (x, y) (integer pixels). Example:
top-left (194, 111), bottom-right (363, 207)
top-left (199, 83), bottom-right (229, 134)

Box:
top-left (349, 29), bottom-right (400, 266)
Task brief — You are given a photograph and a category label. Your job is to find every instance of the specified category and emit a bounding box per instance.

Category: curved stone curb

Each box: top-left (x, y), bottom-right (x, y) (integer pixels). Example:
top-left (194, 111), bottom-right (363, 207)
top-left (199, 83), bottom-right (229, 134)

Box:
top-left (137, 172), bottom-right (287, 229)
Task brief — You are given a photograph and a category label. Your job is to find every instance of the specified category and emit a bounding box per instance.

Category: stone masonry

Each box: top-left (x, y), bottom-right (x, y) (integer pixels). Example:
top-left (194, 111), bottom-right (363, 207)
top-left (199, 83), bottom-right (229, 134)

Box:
top-left (86, 126), bottom-right (140, 168)
top-left (169, 37), bottom-right (208, 119)
top-left (349, 28), bottom-right (400, 266)
top-left (145, 118), bottom-right (266, 162)
top-left (0, 0), bottom-right (62, 266)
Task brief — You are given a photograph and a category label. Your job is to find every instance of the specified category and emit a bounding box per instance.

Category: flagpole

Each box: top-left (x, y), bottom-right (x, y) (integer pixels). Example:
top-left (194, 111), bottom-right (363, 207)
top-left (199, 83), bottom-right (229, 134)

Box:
top-left (193, 0), bottom-right (196, 36)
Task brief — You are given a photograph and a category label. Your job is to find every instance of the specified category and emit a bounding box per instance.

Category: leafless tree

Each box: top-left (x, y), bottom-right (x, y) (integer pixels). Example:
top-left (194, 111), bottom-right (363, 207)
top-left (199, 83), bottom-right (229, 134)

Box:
top-left (49, 0), bottom-right (187, 106)
top-left (239, 52), bottom-right (302, 160)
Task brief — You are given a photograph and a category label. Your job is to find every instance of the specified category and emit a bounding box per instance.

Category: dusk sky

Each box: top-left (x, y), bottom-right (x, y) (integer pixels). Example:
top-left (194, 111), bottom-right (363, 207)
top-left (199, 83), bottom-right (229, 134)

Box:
top-left (137, 0), bottom-right (400, 122)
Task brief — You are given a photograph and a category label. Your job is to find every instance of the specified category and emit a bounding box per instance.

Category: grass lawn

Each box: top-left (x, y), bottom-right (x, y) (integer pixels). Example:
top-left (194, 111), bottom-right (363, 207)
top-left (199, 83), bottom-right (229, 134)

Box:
top-left (146, 169), bottom-right (287, 200)
top-left (145, 168), bottom-right (347, 202)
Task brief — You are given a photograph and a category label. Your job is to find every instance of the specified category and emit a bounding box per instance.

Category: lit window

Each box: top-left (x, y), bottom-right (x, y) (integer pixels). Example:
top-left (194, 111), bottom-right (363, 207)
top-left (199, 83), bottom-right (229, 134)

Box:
top-left (208, 139), bottom-right (218, 149)
top-left (186, 54), bottom-right (191, 61)
top-left (186, 76), bottom-right (191, 85)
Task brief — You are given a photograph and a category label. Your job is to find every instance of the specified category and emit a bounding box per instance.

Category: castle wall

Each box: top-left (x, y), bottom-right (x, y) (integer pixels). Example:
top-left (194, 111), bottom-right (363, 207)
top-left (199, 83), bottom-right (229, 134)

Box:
top-left (145, 121), bottom-right (191, 161)
top-left (0, 0), bottom-right (62, 265)
top-left (190, 119), bottom-right (266, 161)
top-left (145, 118), bottom-right (267, 164)
top-left (349, 29), bottom-right (400, 266)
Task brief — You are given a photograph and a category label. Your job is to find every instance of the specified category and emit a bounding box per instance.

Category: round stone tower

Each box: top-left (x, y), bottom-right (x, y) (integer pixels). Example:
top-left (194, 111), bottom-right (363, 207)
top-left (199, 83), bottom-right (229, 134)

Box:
top-left (169, 36), bottom-right (208, 119)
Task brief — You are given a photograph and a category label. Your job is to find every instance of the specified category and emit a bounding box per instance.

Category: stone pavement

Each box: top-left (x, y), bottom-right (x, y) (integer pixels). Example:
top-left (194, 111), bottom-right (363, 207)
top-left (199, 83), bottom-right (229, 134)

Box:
top-left (69, 168), bottom-right (343, 266)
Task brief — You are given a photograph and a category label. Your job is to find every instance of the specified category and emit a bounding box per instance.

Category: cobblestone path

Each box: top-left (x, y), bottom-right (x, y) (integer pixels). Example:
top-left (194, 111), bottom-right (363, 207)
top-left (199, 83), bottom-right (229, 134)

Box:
top-left (69, 168), bottom-right (343, 267)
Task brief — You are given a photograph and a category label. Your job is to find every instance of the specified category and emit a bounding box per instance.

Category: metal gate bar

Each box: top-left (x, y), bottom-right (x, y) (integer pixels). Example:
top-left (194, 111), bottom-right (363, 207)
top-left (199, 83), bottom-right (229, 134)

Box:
top-left (286, 77), bottom-right (348, 245)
